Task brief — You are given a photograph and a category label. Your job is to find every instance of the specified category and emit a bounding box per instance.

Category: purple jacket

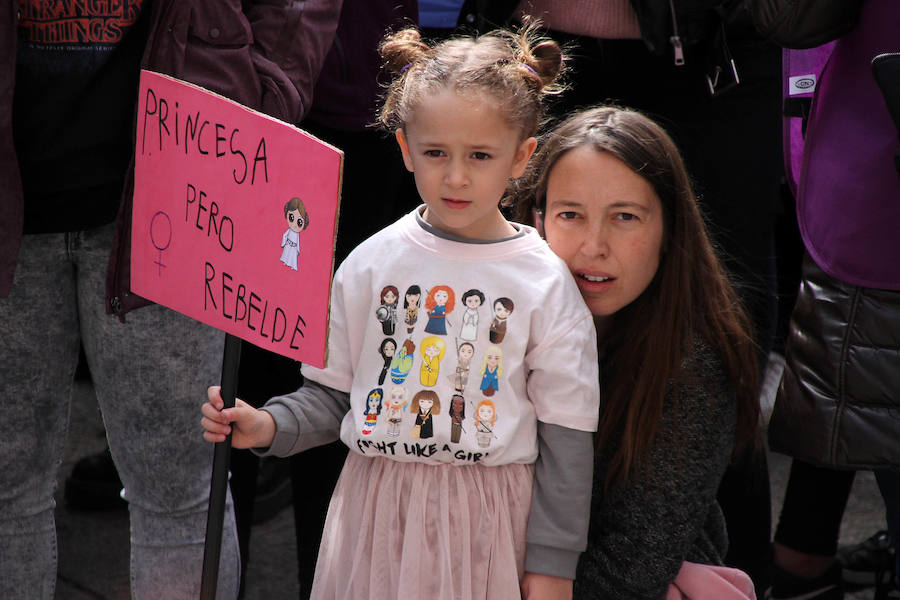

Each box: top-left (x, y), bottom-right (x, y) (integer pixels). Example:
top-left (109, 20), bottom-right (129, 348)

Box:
top-left (0, 0), bottom-right (342, 317)
top-left (797, 0), bottom-right (900, 289)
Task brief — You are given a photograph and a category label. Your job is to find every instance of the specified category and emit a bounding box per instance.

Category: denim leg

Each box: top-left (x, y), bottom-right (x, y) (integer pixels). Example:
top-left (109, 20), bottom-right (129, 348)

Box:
top-left (73, 224), bottom-right (239, 599)
top-left (874, 469), bottom-right (900, 586)
top-left (0, 232), bottom-right (82, 599)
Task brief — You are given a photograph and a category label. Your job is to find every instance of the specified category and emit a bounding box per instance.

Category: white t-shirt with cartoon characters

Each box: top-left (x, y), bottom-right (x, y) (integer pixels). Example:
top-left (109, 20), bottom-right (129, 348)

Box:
top-left (301, 208), bottom-right (600, 467)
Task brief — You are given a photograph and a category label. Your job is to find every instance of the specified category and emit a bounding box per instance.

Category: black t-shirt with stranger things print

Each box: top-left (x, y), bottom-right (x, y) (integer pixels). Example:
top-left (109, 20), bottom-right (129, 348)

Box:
top-left (14, 0), bottom-right (149, 234)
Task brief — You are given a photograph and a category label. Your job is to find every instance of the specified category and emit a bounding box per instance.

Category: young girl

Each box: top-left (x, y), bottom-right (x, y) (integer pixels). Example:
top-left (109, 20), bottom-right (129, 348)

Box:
top-left (516, 106), bottom-right (760, 600)
top-left (202, 24), bottom-right (600, 599)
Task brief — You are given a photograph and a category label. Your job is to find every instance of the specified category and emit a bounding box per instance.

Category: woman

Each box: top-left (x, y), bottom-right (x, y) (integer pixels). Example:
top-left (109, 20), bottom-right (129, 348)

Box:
top-left (516, 106), bottom-right (760, 600)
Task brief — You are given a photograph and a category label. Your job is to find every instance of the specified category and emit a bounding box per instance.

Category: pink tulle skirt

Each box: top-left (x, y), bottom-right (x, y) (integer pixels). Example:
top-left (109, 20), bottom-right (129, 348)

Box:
top-left (310, 453), bottom-right (534, 600)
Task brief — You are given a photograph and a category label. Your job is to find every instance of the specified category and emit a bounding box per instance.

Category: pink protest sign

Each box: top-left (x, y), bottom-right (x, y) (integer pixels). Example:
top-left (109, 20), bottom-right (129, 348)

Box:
top-left (132, 70), bottom-right (342, 368)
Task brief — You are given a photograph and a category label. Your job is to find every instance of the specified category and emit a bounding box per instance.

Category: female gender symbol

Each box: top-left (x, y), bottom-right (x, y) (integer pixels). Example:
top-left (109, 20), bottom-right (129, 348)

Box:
top-left (150, 211), bottom-right (172, 276)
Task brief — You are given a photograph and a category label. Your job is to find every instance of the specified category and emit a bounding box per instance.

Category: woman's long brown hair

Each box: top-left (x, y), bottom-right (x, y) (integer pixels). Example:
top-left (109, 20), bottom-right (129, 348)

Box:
top-left (516, 106), bottom-right (760, 491)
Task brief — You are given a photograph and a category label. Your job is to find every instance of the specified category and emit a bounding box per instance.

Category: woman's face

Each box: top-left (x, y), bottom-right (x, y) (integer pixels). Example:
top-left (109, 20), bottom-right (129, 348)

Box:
top-left (485, 350), bottom-right (500, 369)
top-left (465, 294), bottom-right (482, 309)
top-left (425, 343), bottom-right (440, 358)
top-left (418, 398), bottom-right (434, 412)
top-left (406, 292), bottom-right (420, 306)
top-left (382, 341), bottom-right (396, 358)
top-left (368, 393), bottom-right (381, 410)
top-left (478, 404), bottom-right (493, 421)
top-left (544, 146), bottom-right (664, 328)
top-left (459, 345), bottom-right (474, 361)
top-left (434, 290), bottom-right (449, 305)
top-left (383, 290), bottom-right (398, 305)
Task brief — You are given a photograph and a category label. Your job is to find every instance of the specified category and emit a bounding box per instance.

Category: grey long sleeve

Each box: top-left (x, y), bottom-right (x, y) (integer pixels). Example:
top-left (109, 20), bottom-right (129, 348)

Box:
top-left (254, 379), bottom-right (349, 457)
top-left (526, 422), bottom-right (594, 580)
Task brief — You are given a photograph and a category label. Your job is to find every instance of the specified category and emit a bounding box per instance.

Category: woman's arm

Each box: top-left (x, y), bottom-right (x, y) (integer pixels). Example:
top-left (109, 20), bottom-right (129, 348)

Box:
top-left (576, 347), bottom-right (737, 600)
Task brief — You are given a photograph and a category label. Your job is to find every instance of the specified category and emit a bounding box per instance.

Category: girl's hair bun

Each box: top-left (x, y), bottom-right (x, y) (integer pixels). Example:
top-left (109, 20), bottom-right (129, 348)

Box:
top-left (380, 28), bottom-right (430, 74)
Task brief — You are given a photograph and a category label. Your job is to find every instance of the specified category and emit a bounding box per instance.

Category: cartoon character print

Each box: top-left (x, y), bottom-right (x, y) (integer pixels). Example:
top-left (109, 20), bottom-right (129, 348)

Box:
top-left (424, 285), bottom-right (455, 335)
top-left (390, 338), bottom-right (416, 384)
top-left (459, 289), bottom-right (484, 341)
top-left (377, 338), bottom-right (397, 386)
top-left (279, 197), bottom-right (309, 271)
top-left (449, 394), bottom-right (466, 443)
top-left (489, 297), bottom-right (514, 343)
top-left (419, 336), bottom-right (446, 387)
top-left (448, 341), bottom-right (475, 393)
top-left (479, 345), bottom-right (503, 397)
top-left (385, 385), bottom-right (408, 438)
top-left (362, 388), bottom-right (384, 435)
top-left (474, 399), bottom-right (496, 449)
top-left (375, 285), bottom-right (399, 336)
top-left (403, 285), bottom-right (421, 334)
top-left (410, 390), bottom-right (440, 440)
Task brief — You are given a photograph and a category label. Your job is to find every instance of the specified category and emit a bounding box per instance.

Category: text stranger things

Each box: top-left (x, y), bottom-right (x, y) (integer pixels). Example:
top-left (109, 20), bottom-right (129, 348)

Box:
top-left (131, 71), bottom-right (342, 368)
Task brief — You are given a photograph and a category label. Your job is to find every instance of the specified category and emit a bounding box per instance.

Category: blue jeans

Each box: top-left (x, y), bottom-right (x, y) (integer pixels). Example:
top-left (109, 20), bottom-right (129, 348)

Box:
top-left (0, 224), bottom-right (239, 599)
top-left (875, 469), bottom-right (900, 586)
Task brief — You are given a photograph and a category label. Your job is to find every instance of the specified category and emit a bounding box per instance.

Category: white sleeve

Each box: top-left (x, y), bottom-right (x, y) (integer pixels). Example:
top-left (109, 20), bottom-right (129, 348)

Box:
top-left (525, 313), bottom-right (600, 432)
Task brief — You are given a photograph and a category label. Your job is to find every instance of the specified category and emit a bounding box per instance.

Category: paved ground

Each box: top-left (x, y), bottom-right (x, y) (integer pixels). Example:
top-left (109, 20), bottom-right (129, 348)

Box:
top-left (53, 356), bottom-right (887, 599)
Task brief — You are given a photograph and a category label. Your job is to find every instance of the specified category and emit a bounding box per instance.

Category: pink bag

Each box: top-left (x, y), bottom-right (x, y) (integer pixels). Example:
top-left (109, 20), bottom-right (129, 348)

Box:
top-left (666, 561), bottom-right (756, 600)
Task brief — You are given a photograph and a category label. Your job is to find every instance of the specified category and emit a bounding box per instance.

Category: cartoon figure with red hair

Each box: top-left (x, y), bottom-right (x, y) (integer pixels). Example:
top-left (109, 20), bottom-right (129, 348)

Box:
top-left (424, 285), bottom-right (455, 335)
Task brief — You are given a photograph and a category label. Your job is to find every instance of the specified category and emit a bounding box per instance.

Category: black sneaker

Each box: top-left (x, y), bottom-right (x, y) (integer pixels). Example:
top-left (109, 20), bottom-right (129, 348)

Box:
top-left (64, 447), bottom-right (127, 510)
top-left (837, 530), bottom-right (895, 589)
top-left (767, 561), bottom-right (843, 600)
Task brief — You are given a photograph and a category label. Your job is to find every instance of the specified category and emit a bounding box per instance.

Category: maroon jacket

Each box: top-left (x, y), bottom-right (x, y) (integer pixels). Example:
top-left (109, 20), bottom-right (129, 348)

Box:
top-left (0, 0), bottom-right (341, 318)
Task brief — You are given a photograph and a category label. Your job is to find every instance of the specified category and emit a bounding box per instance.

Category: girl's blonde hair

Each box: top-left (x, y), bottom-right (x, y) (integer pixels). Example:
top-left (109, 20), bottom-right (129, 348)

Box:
top-left (378, 20), bottom-right (565, 141)
top-left (479, 345), bottom-right (503, 377)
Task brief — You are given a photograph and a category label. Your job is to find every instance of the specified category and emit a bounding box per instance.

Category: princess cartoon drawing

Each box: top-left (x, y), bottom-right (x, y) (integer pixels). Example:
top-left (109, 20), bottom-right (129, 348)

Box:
top-left (410, 390), bottom-right (440, 440)
top-left (384, 386), bottom-right (408, 438)
top-left (389, 338), bottom-right (416, 384)
top-left (448, 341), bottom-right (475, 393)
top-left (377, 338), bottom-right (396, 386)
top-left (424, 285), bottom-right (455, 335)
top-left (478, 345), bottom-right (502, 397)
top-left (489, 297), bottom-right (514, 343)
top-left (375, 286), bottom-right (399, 336)
top-left (459, 289), bottom-right (484, 341)
top-left (474, 399), bottom-right (496, 449)
top-left (403, 285), bottom-right (421, 334)
top-left (449, 394), bottom-right (466, 443)
top-left (419, 336), bottom-right (446, 387)
top-left (279, 197), bottom-right (309, 271)
top-left (362, 388), bottom-right (383, 435)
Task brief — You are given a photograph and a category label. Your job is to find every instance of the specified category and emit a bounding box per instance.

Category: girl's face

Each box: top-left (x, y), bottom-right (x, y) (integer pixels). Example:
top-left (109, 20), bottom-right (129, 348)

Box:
top-left (434, 290), bottom-right (449, 306)
top-left (406, 292), bottom-right (420, 306)
top-left (478, 404), bottom-right (493, 421)
top-left (382, 341), bottom-right (396, 358)
top-left (396, 89), bottom-right (537, 240)
top-left (459, 345), bottom-right (474, 361)
top-left (368, 394), bottom-right (381, 411)
top-left (286, 209), bottom-right (305, 233)
top-left (465, 294), bottom-right (482, 309)
top-left (485, 350), bottom-right (500, 369)
top-left (544, 146), bottom-right (664, 329)
top-left (425, 343), bottom-right (441, 358)
top-left (389, 388), bottom-right (405, 407)
top-left (383, 290), bottom-right (398, 305)
top-left (418, 398), bottom-right (434, 412)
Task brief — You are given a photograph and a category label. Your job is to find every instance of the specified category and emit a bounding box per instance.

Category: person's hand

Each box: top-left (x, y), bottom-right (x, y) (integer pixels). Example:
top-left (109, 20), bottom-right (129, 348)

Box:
top-left (201, 386), bottom-right (276, 449)
top-left (521, 572), bottom-right (573, 600)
